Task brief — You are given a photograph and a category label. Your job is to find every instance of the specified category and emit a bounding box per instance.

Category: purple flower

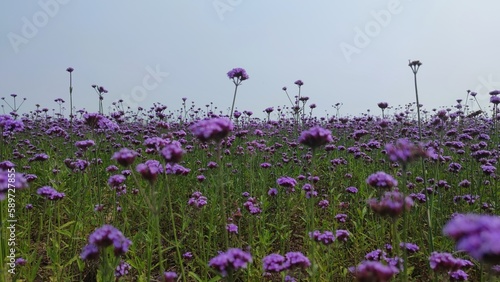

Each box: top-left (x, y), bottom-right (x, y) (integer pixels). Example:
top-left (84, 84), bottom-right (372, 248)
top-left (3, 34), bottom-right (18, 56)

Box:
top-left (443, 214), bottom-right (500, 264)
top-left (366, 171), bottom-right (398, 190)
top-left (262, 253), bottom-right (288, 272)
top-left (112, 148), bottom-right (138, 167)
top-left (66, 67), bottom-right (74, 73)
top-left (335, 213), bottom-right (348, 223)
top-left (346, 186), bottom-right (358, 194)
top-left (385, 139), bottom-right (431, 164)
top-left (164, 271), bottom-right (178, 282)
top-left (318, 199), bottom-right (329, 209)
top-left (277, 176), bottom-right (297, 189)
top-left (336, 230), bottom-right (350, 242)
top-left (15, 258), bottom-right (27, 266)
top-left (28, 153), bottom-right (49, 162)
top-left (108, 174), bottom-right (126, 188)
top-left (136, 160), bottom-right (163, 182)
top-left (80, 244), bottom-right (99, 260)
top-left (368, 190), bottom-right (414, 218)
top-left (267, 188), bottom-right (278, 196)
top-left (294, 80), bottom-right (304, 86)
top-left (378, 102), bottom-right (389, 109)
top-left (227, 68), bottom-right (249, 82)
top-left (75, 140), bottom-right (95, 150)
top-left (188, 191), bottom-right (208, 208)
top-left (285, 252), bottom-right (311, 269)
top-left (429, 252), bottom-right (473, 272)
top-left (190, 118), bottom-right (234, 142)
top-left (298, 126), bottom-right (333, 148)
top-left (161, 141), bottom-right (184, 163)
top-left (226, 223), bottom-right (238, 234)
top-left (0, 170), bottom-right (29, 201)
top-left (115, 261), bottom-right (131, 277)
top-left (349, 261), bottom-right (398, 282)
top-left (37, 186), bottom-right (65, 200)
top-left (208, 248), bottom-right (252, 277)
top-left (400, 242), bottom-right (419, 253)
top-left (309, 230), bottom-right (336, 245)
top-left (449, 269), bottom-right (468, 281)
top-left (82, 225), bottom-right (132, 258)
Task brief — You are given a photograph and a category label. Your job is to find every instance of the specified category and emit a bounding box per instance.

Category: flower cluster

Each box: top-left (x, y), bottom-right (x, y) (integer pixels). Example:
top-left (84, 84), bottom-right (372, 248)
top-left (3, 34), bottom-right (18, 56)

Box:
top-left (384, 139), bottom-right (432, 165)
top-left (349, 261), bottom-right (399, 282)
top-left (366, 171), bottom-right (398, 190)
top-left (37, 186), bottom-right (65, 200)
top-left (298, 126), bottom-right (333, 148)
top-left (190, 118), bottom-right (234, 142)
top-left (208, 248), bottom-right (252, 277)
top-left (188, 191), bottom-right (207, 208)
top-left (443, 214), bottom-right (500, 264)
top-left (262, 252), bottom-right (311, 273)
top-left (368, 190), bottom-right (414, 218)
top-left (80, 225), bottom-right (132, 260)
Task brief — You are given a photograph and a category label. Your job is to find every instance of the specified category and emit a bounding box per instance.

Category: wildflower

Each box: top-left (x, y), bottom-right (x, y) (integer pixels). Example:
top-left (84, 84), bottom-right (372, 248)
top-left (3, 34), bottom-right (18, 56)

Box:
top-left (309, 230), bottom-right (336, 245)
top-left (346, 186), bottom-right (358, 194)
top-left (108, 175), bottom-right (126, 188)
top-left (188, 191), bottom-right (207, 209)
top-left (298, 126), bottom-right (333, 148)
top-left (318, 199), bottom-right (329, 209)
top-left (277, 176), bottom-right (297, 190)
top-left (449, 270), bottom-right (468, 281)
top-left (37, 186), bottom-right (65, 200)
top-left (226, 223), bottom-right (238, 234)
top-left (164, 272), bottom-right (178, 282)
top-left (294, 80), bottom-right (304, 86)
top-left (0, 170), bottom-right (29, 201)
top-left (115, 261), bottom-right (131, 277)
top-left (161, 141), bottom-right (184, 163)
top-left (349, 261), bottom-right (399, 282)
top-left (368, 190), bottom-right (413, 218)
top-left (190, 118), bottom-right (234, 142)
top-left (443, 214), bottom-right (500, 264)
top-left (335, 213), bottom-right (348, 223)
top-left (136, 160), bottom-right (163, 182)
top-left (336, 230), bottom-right (350, 242)
top-left (268, 188), bottom-right (278, 196)
top-left (262, 254), bottom-right (288, 273)
top-left (227, 68), bottom-right (249, 82)
top-left (14, 258), bottom-right (26, 266)
top-left (112, 148), bottom-right (138, 167)
top-left (429, 252), bottom-right (473, 272)
top-left (80, 225), bottom-right (132, 260)
top-left (208, 248), bottom-right (252, 277)
top-left (378, 102), bottom-right (389, 109)
top-left (366, 172), bottom-right (398, 190)
top-left (384, 139), bottom-right (431, 165)
top-left (400, 242), bottom-right (419, 253)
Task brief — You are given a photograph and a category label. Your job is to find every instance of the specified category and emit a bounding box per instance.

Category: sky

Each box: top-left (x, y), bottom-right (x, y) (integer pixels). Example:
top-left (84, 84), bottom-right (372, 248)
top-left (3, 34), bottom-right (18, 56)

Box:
top-left (1, 0), bottom-right (500, 120)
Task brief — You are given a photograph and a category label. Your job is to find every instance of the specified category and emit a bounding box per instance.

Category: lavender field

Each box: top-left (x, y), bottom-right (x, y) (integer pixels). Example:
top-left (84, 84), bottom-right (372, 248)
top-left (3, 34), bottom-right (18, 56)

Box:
top-left (2, 66), bottom-right (500, 282)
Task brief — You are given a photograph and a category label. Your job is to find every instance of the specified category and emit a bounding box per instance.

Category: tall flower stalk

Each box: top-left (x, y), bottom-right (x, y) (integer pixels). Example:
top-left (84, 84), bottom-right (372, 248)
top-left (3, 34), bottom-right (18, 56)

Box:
top-left (92, 84), bottom-right (108, 115)
top-left (66, 67), bottom-right (74, 127)
top-left (227, 68), bottom-right (249, 120)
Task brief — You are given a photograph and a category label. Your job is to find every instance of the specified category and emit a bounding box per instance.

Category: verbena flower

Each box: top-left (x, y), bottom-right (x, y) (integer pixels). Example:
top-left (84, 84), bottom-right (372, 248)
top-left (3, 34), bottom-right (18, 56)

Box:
top-left (112, 148), bottom-right (138, 167)
top-left (188, 191), bottom-right (208, 208)
top-left (37, 186), bottom-right (65, 200)
top-left (366, 172), bottom-right (398, 190)
top-left (443, 214), bottom-right (500, 264)
top-left (114, 260), bottom-right (131, 277)
top-left (428, 252), bottom-right (472, 272)
top-left (0, 170), bottom-right (29, 201)
top-left (190, 118), bottom-right (234, 142)
top-left (227, 68), bottom-right (249, 82)
top-left (136, 160), bottom-right (163, 182)
top-left (226, 223), bottom-right (238, 234)
top-left (164, 271), bottom-right (178, 282)
top-left (368, 190), bottom-right (413, 218)
top-left (80, 225), bottom-right (132, 260)
top-left (309, 230), bottom-right (336, 245)
top-left (208, 248), bottom-right (252, 277)
top-left (298, 126), bottom-right (333, 148)
top-left (349, 261), bottom-right (399, 282)
top-left (161, 141), bottom-right (184, 163)
top-left (384, 139), bottom-right (431, 165)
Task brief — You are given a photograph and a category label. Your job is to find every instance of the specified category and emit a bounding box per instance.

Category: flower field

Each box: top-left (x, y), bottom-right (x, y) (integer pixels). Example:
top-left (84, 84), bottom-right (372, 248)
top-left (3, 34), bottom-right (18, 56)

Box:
top-left (2, 67), bottom-right (500, 282)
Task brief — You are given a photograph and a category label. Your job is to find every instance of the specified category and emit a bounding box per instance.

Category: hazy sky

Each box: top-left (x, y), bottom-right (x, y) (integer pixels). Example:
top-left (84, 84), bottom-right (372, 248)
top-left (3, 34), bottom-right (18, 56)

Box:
top-left (2, 1), bottom-right (500, 119)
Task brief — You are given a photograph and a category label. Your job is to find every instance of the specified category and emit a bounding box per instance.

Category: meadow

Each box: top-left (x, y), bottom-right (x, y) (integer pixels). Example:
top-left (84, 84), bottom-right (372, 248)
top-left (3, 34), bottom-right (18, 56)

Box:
top-left (1, 67), bottom-right (500, 282)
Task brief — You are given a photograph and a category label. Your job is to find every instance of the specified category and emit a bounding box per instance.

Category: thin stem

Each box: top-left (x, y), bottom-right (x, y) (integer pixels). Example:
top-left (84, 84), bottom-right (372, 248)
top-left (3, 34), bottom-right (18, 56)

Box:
top-left (229, 83), bottom-right (239, 120)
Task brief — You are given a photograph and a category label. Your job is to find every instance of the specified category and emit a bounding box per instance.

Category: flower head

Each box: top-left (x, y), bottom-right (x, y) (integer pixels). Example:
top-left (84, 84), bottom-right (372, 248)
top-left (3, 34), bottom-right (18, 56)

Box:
top-left (190, 118), bottom-right (234, 142)
top-left (208, 248), bottom-right (252, 277)
top-left (366, 171), bottom-right (398, 190)
top-left (227, 68), bottom-right (249, 83)
top-left (298, 126), bottom-right (333, 148)
top-left (112, 148), bottom-right (138, 167)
